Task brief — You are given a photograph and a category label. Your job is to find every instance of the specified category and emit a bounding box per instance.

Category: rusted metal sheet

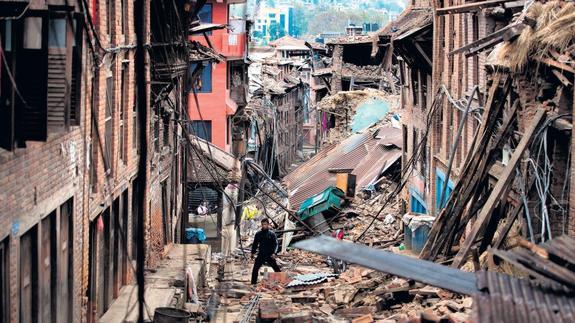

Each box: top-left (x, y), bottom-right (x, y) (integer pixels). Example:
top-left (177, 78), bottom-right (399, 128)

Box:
top-left (285, 127), bottom-right (402, 209)
top-left (352, 145), bottom-right (401, 189)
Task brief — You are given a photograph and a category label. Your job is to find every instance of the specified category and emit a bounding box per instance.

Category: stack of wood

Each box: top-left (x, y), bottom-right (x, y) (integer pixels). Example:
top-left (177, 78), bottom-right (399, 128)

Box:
top-left (420, 73), bottom-right (547, 267)
top-left (490, 235), bottom-right (575, 290)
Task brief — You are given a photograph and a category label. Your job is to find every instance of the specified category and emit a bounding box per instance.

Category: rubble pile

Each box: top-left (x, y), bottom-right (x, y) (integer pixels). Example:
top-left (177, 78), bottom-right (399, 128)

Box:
top-left (318, 89), bottom-right (396, 114)
top-left (341, 63), bottom-right (383, 79)
top-left (317, 90), bottom-right (399, 144)
top-left (199, 179), bottom-right (478, 323)
top-left (205, 253), bottom-right (474, 323)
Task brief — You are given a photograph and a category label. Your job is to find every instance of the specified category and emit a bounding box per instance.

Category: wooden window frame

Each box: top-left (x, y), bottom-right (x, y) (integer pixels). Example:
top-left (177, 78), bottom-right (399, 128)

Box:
top-left (104, 73), bottom-right (114, 173)
top-left (120, 60), bottom-right (128, 164)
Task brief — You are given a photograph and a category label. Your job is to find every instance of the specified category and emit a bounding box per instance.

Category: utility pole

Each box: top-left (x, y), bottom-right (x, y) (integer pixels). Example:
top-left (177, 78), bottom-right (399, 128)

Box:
top-left (134, 0), bottom-right (147, 321)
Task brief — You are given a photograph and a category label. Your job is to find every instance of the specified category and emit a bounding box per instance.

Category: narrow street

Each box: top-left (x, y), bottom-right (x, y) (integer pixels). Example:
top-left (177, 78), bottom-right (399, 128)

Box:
top-left (0, 0), bottom-right (575, 322)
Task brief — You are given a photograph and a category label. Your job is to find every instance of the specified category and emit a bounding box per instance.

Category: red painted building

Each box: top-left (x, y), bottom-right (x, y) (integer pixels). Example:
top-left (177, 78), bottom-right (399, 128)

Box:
top-left (189, 0), bottom-right (248, 152)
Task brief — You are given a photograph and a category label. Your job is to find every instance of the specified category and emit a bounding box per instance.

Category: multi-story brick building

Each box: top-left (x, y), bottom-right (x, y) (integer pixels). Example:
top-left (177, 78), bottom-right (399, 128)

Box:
top-left (377, 3), bottom-right (433, 215)
top-left (0, 2), bottom-right (87, 321)
top-left (0, 0), bottom-right (201, 321)
top-left (188, 0), bottom-right (248, 153)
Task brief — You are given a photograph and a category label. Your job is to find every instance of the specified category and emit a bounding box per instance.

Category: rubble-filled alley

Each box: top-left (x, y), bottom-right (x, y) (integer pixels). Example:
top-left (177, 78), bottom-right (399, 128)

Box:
top-left (1, 0), bottom-right (575, 322)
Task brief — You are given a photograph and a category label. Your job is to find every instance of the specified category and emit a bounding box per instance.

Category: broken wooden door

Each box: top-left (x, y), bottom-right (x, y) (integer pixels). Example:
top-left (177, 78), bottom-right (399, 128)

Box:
top-left (40, 212), bottom-right (56, 323)
top-left (20, 226), bottom-right (38, 323)
top-left (58, 200), bottom-right (73, 323)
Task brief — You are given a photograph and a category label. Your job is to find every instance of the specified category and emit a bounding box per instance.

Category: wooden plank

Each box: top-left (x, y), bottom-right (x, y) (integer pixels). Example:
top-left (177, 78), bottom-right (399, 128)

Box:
top-left (552, 69), bottom-right (573, 87)
top-left (450, 22), bottom-right (521, 56)
top-left (437, 0), bottom-right (518, 15)
top-left (464, 36), bottom-right (504, 57)
top-left (414, 42), bottom-right (432, 67)
top-left (538, 57), bottom-right (575, 74)
top-left (452, 109), bottom-right (546, 268)
top-left (492, 178), bottom-right (535, 249)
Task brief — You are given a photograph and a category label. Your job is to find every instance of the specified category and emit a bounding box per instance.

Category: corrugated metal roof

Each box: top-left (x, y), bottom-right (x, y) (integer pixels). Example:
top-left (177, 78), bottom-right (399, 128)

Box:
top-left (286, 273), bottom-right (338, 288)
top-left (284, 127), bottom-right (402, 209)
top-left (352, 146), bottom-right (401, 189)
top-left (474, 271), bottom-right (575, 323)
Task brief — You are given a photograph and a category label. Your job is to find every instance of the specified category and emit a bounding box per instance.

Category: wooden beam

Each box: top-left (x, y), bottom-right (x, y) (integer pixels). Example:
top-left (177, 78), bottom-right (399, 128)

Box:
top-left (552, 69), bottom-right (573, 87)
top-left (450, 22), bottom-right (522, 56)
top-left (437, 0), bottom-right (521, 15)
top-left (538, 57), bottom-right (575, 74)
top-left (451, 109), bottom-right (546, 268)
top-left (414, 42), bottom-right (432, 67)
top-left (504, 0), bottom-right (527, 8)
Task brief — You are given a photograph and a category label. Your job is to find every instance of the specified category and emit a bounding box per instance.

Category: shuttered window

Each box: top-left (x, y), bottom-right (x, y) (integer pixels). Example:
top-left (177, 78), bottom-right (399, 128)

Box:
top-left (0, 10), bottom-right (83, 151)
top-left (17, 14), bottom-right (49, 143)
top-left (47, 16), bottom-right (69, 132)
top-left (70, 15), bottom-right (83, 126)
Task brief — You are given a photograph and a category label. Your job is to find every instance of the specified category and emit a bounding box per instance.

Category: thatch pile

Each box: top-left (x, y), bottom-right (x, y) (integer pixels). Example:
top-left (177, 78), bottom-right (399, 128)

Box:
top-left (496, 1), bottom-right (575, 72)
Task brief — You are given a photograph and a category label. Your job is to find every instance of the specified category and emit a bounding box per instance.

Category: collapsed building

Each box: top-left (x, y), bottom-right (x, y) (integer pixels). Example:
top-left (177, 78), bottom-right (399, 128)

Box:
top-left (240, 36), bottom-right (324, 176)
top-left (419, 0), bottom-right (575, 264)
top-left (174, 1), bottom-right (575, 322)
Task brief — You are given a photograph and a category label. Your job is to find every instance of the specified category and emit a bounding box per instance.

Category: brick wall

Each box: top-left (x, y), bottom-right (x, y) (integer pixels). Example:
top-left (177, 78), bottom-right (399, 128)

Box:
top-left (0, 0), bottom-right (189, 321)
top-left (428, 1), bottom-right (497, 216)
top-left (0, 1), bottom-right (88, 321)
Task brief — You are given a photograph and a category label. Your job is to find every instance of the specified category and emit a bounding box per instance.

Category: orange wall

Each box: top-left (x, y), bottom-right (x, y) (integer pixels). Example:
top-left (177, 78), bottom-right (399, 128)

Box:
top-left (188, 61), bottom-right (230, 151)
top-left (188, 1), bottom-right (246, 152)
top-left (190, 2), bottom-right (246, 59)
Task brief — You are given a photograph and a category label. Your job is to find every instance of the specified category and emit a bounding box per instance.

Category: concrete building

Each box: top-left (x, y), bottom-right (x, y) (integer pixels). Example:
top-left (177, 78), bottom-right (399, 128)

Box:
top-left (252, 4), bottom-right (294, 43)
top-left (188, 0), bottom-right (249, 153)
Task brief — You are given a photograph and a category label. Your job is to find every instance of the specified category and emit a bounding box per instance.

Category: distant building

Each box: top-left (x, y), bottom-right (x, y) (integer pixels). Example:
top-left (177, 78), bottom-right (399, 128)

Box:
top-left (253, 5), bottom-right (295, 43)
top-left (346, 24), bottom-right (364, 36)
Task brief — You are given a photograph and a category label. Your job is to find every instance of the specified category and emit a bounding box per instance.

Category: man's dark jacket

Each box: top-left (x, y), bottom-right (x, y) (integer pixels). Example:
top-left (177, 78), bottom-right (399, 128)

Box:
top-left (251, 229), bottom-right (278, 257)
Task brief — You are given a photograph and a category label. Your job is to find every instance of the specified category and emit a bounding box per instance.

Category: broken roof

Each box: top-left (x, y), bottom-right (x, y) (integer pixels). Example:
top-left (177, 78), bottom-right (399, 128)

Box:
top-left (484, 1), bottom-right (575, 73)
top-left (189, 40), bottom-right (225, 62)
top-left (327, 34), bottom-right (375, 45)
top-left (269, 36), bottom-right (328, 52)
top-left (283, 126), bottom-right (402, 209)
top-left (377, 7), bottom-right (433, 41)
top-left (188, 136), bottom-right (241, 183)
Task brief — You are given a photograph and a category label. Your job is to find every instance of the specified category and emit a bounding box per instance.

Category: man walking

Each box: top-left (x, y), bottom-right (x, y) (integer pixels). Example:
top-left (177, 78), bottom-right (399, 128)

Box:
top-left (251, 218), bottom-right (281, 284)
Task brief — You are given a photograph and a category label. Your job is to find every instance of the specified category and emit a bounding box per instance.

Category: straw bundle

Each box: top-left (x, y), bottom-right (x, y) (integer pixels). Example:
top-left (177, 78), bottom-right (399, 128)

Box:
top-left (497, 1), bottom-right (575, 72)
